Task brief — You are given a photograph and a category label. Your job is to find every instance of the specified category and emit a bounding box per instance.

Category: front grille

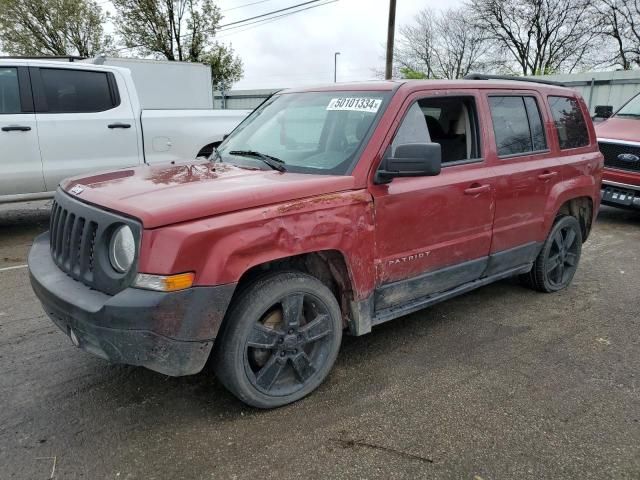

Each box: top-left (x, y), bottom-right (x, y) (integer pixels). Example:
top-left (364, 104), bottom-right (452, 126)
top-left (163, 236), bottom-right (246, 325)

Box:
top-left (48, 189), bottom-right (141, 295)
top-left (50, 200), bottom-right (98, 284)
top-left (599, 141), bottom-right (640, 173)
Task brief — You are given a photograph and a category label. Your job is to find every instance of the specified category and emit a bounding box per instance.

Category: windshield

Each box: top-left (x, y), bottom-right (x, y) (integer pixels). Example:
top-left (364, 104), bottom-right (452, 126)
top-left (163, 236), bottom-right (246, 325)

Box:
top-left (616, 93), bottom-right (640, 118)
top-left (217, 91), bottom-right (389, 175)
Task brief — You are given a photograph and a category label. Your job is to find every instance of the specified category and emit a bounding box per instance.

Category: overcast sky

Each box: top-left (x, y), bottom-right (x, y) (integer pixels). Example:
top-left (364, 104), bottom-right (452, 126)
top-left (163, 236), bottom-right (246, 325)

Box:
top-left (214, 0), bottom-right (462, 90)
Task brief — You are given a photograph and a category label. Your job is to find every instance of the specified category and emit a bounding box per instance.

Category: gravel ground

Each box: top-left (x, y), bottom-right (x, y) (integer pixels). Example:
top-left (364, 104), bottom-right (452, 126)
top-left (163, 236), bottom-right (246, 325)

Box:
top-left (0, 202), bottom-right (639, 479)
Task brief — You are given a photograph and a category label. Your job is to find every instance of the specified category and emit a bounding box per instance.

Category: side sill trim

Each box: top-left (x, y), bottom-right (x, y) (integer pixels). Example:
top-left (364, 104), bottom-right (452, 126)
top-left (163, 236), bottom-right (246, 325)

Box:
top-left (346, 263), bottom-right (532, 335)
top-left (371, 264), bottom-right (532, 327)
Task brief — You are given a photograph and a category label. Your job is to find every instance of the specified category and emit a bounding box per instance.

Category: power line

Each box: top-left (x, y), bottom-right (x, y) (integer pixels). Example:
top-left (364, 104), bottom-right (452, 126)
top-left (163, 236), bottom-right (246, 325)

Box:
top-left (217, 0), bottom-right (338, 35)
top-left (115, 0), bottom-right (338, 52)
top-left (222, 0), bottom-right (277, 12)
top-left (217, 0), bottom-right (328, 30)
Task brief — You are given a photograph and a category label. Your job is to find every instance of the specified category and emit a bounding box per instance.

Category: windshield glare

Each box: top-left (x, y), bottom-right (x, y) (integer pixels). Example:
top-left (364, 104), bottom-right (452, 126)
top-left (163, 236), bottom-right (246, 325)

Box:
top-left (217, 91), bottom-right (388, 175)
top-left (616, 93), bottom-right (640, 118)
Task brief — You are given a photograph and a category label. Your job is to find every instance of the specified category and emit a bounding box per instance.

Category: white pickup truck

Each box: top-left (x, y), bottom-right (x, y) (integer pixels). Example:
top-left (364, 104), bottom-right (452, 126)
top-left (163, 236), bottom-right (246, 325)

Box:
top-left (0, 58), bottom-right (249, 203)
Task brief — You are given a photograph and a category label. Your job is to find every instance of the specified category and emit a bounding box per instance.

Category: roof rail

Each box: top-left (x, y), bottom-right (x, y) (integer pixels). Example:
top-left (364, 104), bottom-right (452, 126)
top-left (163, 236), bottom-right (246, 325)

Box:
top-left (0, 55), bottom-right (85, 62)
top-left (464, 73), bottom-right (567, 87)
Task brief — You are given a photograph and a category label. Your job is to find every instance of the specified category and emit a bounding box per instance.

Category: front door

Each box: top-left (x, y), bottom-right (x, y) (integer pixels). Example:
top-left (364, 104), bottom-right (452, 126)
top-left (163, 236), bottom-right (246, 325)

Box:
top-left (31, 66), bottom-right (140, 191)
top-left (0, 65), bottom-right (45, 197)
top-left (370, 92), bottom-right (496, 311)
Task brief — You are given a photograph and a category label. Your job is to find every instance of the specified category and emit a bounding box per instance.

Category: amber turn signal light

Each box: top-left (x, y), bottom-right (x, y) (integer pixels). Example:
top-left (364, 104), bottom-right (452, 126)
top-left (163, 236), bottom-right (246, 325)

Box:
top-left (133, 272), bottom-right (195, 292)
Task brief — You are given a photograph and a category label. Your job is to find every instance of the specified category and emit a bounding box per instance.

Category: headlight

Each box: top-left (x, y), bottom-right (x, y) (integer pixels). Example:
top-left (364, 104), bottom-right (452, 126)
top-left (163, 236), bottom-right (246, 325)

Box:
top-left (109, 225), bottom-right (135, 273)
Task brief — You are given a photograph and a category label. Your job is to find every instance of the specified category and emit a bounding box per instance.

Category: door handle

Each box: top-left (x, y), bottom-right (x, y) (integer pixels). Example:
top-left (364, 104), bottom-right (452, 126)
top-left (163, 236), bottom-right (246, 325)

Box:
top-left (108, 123), bottom-right (131, 129)
top-left (464, 184), bottom-right (491, 195)
top-left (538, 171), bottom-right (558, 181)
top-left (2, 125), bottom-right (31, 132)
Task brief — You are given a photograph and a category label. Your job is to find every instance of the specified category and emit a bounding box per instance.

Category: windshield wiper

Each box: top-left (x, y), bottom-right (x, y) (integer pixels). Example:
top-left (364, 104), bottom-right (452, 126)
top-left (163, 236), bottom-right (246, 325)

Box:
top-left (229, 150), bottom-right (287, 172)
top-left (616, 113), bottom-right (640, 118)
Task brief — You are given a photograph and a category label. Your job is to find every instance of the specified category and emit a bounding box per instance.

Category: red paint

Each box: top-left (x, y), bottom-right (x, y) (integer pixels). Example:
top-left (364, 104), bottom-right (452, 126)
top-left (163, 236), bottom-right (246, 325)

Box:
top-left (595, 115), bottom-right (640, 188)
top-left (61, 80), bottom-right (602, 300)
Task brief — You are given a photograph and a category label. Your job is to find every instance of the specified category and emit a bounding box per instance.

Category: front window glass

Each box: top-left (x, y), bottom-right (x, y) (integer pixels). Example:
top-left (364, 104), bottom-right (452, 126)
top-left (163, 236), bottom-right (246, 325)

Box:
top-left (616, 93), bottom-right (640, 118)
top-left (217, 91), bottom-right (389, 175)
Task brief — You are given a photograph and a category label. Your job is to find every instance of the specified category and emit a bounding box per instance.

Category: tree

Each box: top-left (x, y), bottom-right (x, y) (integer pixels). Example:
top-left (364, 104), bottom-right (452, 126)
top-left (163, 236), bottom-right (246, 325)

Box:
top-left (399, 67), bottom-right (427, 79)
top-left (112, 0), bottom-right (243, 89)
top-left (468, 0), bottom-right (600, 75)
top-left (0, 0), bottom-right (111, 56)
top-left (395, 7), bottom-right (490, 79)
top-left (201, 43), bottom-right (243, 91)
top-left (595, 0), bottom-right (640, 69)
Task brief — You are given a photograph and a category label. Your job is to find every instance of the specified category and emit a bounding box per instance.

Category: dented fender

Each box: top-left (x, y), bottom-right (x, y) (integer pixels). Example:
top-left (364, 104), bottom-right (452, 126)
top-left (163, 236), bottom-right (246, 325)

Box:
top-left (137, 190), bottom-right (377, 300)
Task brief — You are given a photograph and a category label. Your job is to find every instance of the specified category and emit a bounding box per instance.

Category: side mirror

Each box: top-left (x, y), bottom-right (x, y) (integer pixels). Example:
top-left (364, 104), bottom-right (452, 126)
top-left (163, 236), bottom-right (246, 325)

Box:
top-left (375, 143), bottom-right (442, 184)
top-left (593, 105), bottom-right (613, 120)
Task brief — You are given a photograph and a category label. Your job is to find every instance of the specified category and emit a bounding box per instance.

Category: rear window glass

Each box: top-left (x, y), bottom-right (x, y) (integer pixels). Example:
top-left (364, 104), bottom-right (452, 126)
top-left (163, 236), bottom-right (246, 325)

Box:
top-left (39, 68), bottom-right (116, 113)
top-left (489, 96), bottom-right (548, 156)
top-left (0, 67), bottom-right (21, 114)
top-left (548, 96), bottom-right (589, 149)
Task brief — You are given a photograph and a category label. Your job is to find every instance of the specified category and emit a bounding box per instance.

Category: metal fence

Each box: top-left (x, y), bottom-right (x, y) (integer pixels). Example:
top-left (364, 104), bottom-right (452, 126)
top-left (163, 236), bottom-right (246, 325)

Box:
top-left (529, 70), bottom-right (640, 114)
top-left (213, 89), bottom-right (279, 110)
top-left (216, 70), bottom-right (640, 114)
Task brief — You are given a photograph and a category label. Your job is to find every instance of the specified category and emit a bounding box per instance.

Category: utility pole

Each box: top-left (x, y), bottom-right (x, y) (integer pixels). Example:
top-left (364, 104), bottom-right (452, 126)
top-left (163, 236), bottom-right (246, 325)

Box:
top-left (334, 52), bottom-right (340, 83)
top-left (385, 0), bottom-right (396, 80)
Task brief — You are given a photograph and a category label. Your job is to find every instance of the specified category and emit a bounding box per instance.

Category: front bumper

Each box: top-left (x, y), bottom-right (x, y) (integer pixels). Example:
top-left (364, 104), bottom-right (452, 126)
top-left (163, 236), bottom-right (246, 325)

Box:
top-left (28, 233), bottom-right (236, 376)
top-left (601, 177), bottom-right (640, 210)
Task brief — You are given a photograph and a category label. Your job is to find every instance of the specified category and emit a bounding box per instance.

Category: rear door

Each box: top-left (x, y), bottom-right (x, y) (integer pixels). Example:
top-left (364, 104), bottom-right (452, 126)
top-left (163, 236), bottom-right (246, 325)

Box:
top-left (0, 65), bottom-right (45, 196)
top-left (31, 66), bottom-right (140, 190)
top-left (485, 91), bottom-right (561, 269)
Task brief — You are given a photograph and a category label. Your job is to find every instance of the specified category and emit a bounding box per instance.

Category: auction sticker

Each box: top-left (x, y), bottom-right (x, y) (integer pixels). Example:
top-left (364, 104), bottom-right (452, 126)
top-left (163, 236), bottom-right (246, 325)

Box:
top-left (327, 97), bottom-right (382, 113)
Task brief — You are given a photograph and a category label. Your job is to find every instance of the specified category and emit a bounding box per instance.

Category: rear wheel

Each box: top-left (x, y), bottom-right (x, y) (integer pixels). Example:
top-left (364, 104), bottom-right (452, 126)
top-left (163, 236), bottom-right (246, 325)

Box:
top-left (214, 272), bottom-right (342, 408)
top-left (522, 215), bottom-right (582, 293)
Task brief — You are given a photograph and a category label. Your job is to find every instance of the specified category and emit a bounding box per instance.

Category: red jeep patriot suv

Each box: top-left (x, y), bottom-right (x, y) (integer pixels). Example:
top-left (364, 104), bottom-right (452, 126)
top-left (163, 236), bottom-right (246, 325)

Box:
top-left (595, 92), bottom-right (640, 210)
top-left (29, 77), bottom-right (602, 408)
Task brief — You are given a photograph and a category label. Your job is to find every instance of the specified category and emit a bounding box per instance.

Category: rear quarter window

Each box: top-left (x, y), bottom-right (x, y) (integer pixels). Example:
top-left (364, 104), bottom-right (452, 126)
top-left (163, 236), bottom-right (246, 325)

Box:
top-left (548, 96), bottom-right (590, 150)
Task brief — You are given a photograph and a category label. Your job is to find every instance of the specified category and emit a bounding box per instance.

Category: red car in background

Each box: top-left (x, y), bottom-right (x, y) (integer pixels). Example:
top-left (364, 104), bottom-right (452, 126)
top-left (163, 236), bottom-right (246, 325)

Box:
top-left (596, 92), bottom-right (640, 210)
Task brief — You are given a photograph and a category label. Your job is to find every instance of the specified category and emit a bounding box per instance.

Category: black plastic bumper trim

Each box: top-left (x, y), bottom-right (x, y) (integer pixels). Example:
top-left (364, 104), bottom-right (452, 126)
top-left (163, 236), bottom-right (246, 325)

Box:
top-left (29, 232), bottom-right (237, 376)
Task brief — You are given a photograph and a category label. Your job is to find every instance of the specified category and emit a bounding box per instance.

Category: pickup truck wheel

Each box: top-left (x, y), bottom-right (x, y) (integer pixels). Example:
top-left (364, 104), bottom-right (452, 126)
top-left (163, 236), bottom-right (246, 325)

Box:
top-left (214, 272), bottom-right (342, 408)
top-left (522, 215), bottom-right (582, 293)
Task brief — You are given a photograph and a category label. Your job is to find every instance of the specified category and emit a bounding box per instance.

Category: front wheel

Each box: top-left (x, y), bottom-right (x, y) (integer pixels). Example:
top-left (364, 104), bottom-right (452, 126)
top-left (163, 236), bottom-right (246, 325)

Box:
top-left (522, 215), bottom-right (583, 293)
top-left (214, 272), bottom-right (343, 408)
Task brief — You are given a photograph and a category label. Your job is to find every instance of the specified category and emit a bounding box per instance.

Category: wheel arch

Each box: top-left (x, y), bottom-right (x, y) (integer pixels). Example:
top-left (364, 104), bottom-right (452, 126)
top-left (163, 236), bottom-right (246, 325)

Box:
top-left (554, 196), bottom-right (594, 242)
top-left (545, 176), bottom-right (598, 242)
top-left (196, 142), bottom-right (218, 159)
top-left (231, 250), bottom-right (357, 330)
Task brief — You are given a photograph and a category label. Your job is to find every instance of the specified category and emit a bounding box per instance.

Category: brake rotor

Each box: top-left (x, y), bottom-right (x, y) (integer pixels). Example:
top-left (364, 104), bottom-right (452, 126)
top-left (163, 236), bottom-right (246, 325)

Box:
top-left (251, 309), bottom-right (283, 367)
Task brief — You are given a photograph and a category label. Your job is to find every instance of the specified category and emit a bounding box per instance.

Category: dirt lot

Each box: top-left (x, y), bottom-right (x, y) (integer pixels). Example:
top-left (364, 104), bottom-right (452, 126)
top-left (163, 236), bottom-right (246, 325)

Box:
top-left (1, 201), bottom-right (639, 480)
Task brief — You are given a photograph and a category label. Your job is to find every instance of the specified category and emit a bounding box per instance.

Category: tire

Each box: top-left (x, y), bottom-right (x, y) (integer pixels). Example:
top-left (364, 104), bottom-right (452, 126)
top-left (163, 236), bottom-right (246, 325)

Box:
top-left (213, 271), bottom-right (343, 408)
top-left (521, 215), bottom-right (582, 293)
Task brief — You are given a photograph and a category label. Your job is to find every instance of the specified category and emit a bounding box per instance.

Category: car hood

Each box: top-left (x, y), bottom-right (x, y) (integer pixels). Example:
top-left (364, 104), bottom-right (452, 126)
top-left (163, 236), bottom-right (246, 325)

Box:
top-left (595, 117), bottom-right (640, 144)
top-left (61, 161), bottom-right (356, 228)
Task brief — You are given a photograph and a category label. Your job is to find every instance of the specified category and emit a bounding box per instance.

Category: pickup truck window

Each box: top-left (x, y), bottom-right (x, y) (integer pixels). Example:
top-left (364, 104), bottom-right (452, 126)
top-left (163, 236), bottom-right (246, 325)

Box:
top-left (217, 91), bottom-right (389, 175)
top-left (615, 93), bottom-right (640, 118)
top-left (548, 96), bottom-right (589, 150)
top-left (0, 68), bottom-right (20, 114)
top-left (489, 96), bottom-right (548, 157)
top-left (38, 68), bottom-right (117, 113)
